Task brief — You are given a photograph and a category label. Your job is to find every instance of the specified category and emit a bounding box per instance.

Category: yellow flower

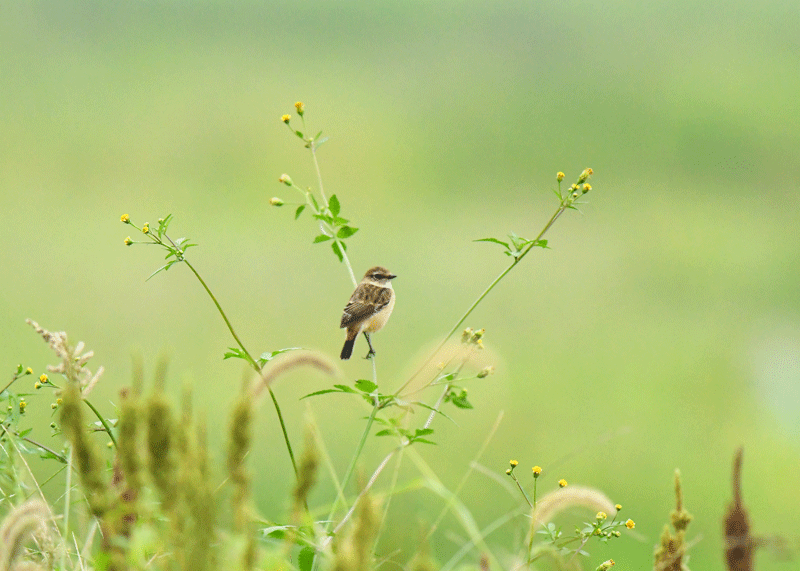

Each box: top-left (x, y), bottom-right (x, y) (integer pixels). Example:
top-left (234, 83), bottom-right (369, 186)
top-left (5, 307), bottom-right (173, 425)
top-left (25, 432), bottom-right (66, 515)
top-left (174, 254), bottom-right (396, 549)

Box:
top-left (625, 519), bottom-right (635, 529)
top-left (34, 382), bottom-right (41, 389)
top-left (615, 504), bottom-right (622, 511)
top-left (279, 174), bottom-right (293, 186)
top-left (558, 479), bottom-right (568, 488)
top-left (142, 223), bottom-right (150, 234)
top-left (56, 398), bottom-right (62, 405)
top-left (596, 512), bottom-right (607, 521)
top-left (120, 213), bottom-right (130, 223)
top-left (294, 101), bottom-right (305, 115)
top-left (19, 400), bottom-right (26, 412)
top-left (582, 183), bottom-right (592, 193)
top-left (25, 367), bottom-right (33, 375)
top-left (124, 236), bottom-right (133, 246)
top-left (596, 560), bottom-right (615, 570)
top-left (532, 466), bottom-right (542, 477)
top-left (557, 172), bottom-right (565, 182)
top-left (509, 459), bottom-right (519, 467)
top-left (281, 114), bottom-right (291, 123)
top-left (505, 468), bottom-right (512, 475)
top-left (577, 167), bottom-right (593, 183)
top-left (39, 374), bottom-right (48, 383)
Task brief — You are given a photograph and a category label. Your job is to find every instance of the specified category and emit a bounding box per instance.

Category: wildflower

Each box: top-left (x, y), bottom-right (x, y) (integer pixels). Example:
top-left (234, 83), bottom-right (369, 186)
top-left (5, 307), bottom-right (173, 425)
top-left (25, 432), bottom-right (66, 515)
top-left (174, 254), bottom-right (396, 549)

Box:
top-left (532, 466), bottom-right (542, 477)
top-left (557, 172), bottom-right (565, 182)
top-left (596, 560), bottom-right (615, 571)
top-left (572, 192), bottom-right (579, 199)
top-left (477, 365), bottom-right (494, 378)
top-left (279, 174), bottom-right (293, 186)
top-left (142, 223), bottom-right (150, 234)
top-left (124, 236), bottom-right (133, 246)
top-left (461, 327), bottom-right (474, 343)
top-left (56, 398), bottom-right (63, 406)
top-left (509, 459), bottom-right (519, 467)
top-left (625, 519), bottom-right (635, 529)
top-left (615, 504), bottom-right (622, 511)
top-left (270, 197), bottom-right (284, 206)
top-left (39, 374), bottom-right (48, 383)
top-left (558, 479), bottom-right (568, 488)
top-left (19, 399), bottom-right (26, 413)
top-left (294, 101), bottom-right (305, 115)
top-left (34, 382), bottom-right (41, 389)
top-left (25, 367), bottom-right (33, 375)
top-left (51, 403), bottom-right (58, 410)
top-left (582, 183), bottom-right (592, 193)
top-left (596, 512), bottom-right (607, 521)
top-left (577, 168), bottom-right (593, 183)
top-left (281, 114), bottom-right (291, 123)
top-left (120, 213), bottom-right (130, 223)
top-left (505, 468), bottom-right (512, 475)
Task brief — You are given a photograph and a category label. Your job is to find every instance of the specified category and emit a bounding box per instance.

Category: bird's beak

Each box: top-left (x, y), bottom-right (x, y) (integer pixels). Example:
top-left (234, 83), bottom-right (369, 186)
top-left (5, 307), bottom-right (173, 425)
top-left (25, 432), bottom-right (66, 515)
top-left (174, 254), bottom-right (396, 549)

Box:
top-left (388, 274), bottom-right (397, 280)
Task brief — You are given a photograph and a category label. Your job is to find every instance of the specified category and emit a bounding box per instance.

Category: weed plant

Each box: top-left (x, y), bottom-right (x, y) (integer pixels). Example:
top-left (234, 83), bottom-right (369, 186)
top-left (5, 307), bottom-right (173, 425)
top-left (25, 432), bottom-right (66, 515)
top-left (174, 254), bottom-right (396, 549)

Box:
top-left (0, 102), bottom-right (657, 571)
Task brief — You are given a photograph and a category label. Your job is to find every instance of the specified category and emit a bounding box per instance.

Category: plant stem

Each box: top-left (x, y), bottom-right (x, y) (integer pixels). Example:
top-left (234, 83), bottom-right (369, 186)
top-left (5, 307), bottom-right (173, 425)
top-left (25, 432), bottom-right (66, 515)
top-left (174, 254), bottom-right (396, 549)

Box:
top-left (183, 260), bottom-right (258, 371)
top-left (182, 259), bottom-right (299, 476)
top-left (83, 398), bottom-right (117, 449)
top-left (396, 198), bottom-right (572, 396)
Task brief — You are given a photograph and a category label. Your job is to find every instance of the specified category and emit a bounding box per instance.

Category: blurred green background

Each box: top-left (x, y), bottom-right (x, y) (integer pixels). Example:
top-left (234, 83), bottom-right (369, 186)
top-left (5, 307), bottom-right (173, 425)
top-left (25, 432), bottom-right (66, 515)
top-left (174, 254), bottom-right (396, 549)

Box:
top-left (2, 1), bottom-right (799, 569)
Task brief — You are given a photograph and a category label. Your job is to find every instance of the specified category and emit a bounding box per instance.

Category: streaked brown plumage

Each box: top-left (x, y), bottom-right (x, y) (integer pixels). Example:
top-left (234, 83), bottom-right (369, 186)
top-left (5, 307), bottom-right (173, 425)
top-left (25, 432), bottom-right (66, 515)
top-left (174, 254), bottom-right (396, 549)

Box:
top-left (340, 266), bottom-right (396, 360)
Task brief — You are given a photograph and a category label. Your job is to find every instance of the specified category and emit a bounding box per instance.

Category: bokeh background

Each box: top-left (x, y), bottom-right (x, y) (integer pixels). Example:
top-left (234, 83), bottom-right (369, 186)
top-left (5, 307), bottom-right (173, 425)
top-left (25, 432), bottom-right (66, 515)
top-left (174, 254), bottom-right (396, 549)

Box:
top-left (2, 1), bottom-right (799, 569)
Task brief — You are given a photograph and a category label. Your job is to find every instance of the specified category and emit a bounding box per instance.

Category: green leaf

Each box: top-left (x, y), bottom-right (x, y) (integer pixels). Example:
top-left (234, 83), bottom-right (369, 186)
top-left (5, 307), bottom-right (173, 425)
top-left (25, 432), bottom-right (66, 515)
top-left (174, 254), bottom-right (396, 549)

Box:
top-left (295, 205), bottom-right (306, 219)
top-left (375, 429), bottom-right (396, 437)
top-left (331, 241), bottom-right (344, 262)
top-left (223, 348), bottom-right (248, 361)
top-left (316, 137), bottom-right (329, 147)
top-left (332, 216), bottom-right (349, 225)
top-left (354, 379), bottom-right (378, 393)
top-left (300, 389), bottom-right (343, 399)
top-left (298, 547), bottom-right (315, 571)
top-left (294, 130), bottom-right (304, 138)
top-left (475, 237), bottom-right (510, 249)
top-left (313, 234), bottom-right (332, 243)
top-left (314, 130), bottom-right (323, 140)
top-left (336, 226), bottom-right (359, 239)
top-left (534, 239), bottom-right (548, 248)
top-left (414, 428), bottom-right (434, 437)
top-left (312, 214), bottom-right (334, 224)
top-left (412, 438), bottom-right (437, 445)
top-left (329, 194), bottom-right (341, 217)
top-left (309, 194), bottom-right (320, 212)
top-left (257, 347), bottom-right (302, 367)
top-left (145, 260), bottom-right (178, 281)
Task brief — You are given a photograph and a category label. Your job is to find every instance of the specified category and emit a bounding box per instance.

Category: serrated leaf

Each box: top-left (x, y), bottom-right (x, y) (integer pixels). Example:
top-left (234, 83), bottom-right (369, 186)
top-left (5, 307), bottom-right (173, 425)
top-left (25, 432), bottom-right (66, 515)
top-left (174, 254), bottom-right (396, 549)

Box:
top-left (295, 205), bottom-right (306, 219)
top-left (332, 384), bottom-right (358, 393)
top-left (329, 194), bottom-right (340, 217)
top-left (313, 214), bottom-right (334, 224)
top-left (223, 348), bottom-right (248, 360)
top-left (331, 241), bottom-right (344, 262)
top-left (354, 379), bottom-right (378, 393)
top-left (475, 237), bottom-right (510, 249)
top-left (313, 234), bottom-right (332, 243)
top-left (336, 226), bottom-right (359, 239)
top-left (414, 428), bottom-right (434, 437)
top-left (257, 347), bottom-right (302, 367)
top-left (300, 389), bottom-right (344, 399)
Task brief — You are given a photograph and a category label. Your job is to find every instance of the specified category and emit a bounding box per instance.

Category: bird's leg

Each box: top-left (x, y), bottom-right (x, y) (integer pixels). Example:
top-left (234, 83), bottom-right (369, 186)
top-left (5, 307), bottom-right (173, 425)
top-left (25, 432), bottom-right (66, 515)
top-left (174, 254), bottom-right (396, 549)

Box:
top-left (363, 332), bottom-right (376, 359)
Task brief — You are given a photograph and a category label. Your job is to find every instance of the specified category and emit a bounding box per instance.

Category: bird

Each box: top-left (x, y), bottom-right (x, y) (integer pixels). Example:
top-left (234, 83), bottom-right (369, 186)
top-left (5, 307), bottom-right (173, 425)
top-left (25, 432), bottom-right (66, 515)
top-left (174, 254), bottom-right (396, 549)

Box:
top-left (339, 266), bottom-right (396, 360)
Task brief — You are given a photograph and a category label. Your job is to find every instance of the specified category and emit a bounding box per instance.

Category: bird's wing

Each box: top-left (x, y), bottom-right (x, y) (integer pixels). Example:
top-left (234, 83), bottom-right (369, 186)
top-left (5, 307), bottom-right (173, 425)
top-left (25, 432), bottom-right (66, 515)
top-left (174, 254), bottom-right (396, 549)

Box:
top-left (340, 285), bottom-right (392, 328)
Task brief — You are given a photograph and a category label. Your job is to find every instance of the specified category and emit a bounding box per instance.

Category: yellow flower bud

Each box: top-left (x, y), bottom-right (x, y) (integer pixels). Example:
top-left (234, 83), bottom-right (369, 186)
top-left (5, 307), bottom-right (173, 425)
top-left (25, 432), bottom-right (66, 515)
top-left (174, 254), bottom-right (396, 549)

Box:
top-left (557, 172), bottom-right (565, 182)
top-left (294, 101), bottom-right (305, 115)
top-left (281, 114), bottom-right (291, 123)
top-left (270, 197), bottom-right (284, 206)
top-left (558, 479), bottom-right (568, 488)
top-left (120, 213), bottom-right (130, 223)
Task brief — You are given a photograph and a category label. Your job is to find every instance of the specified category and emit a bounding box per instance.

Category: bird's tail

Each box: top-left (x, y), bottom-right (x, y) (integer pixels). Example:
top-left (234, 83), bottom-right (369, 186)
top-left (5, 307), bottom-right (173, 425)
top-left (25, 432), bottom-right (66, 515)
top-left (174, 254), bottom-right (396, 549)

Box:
top-left (340, 338), bottom-right (355, 360)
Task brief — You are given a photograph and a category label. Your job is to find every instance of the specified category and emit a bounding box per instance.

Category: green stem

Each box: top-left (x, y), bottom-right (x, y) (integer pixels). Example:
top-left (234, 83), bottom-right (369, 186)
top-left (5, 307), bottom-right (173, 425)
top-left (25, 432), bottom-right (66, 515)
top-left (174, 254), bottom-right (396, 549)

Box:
top-left (323, 402), bottom-right (379, 531)
top-left (182, 259), bottom-right (299, 476)
top-left (268, 386), bottom-right (298, 476)
top-left (183, 260), bottom-right (259, 371)
top-left (83, 398), bottom-right (117, 449)
top-left (396, 199), bottom-right (571, 396)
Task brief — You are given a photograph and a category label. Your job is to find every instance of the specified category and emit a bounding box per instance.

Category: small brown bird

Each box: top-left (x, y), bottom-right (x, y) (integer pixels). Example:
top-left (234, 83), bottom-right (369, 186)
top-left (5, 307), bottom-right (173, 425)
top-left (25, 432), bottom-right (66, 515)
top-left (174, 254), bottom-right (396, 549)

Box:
top-left (340, 266), bottom-right (397, 360)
